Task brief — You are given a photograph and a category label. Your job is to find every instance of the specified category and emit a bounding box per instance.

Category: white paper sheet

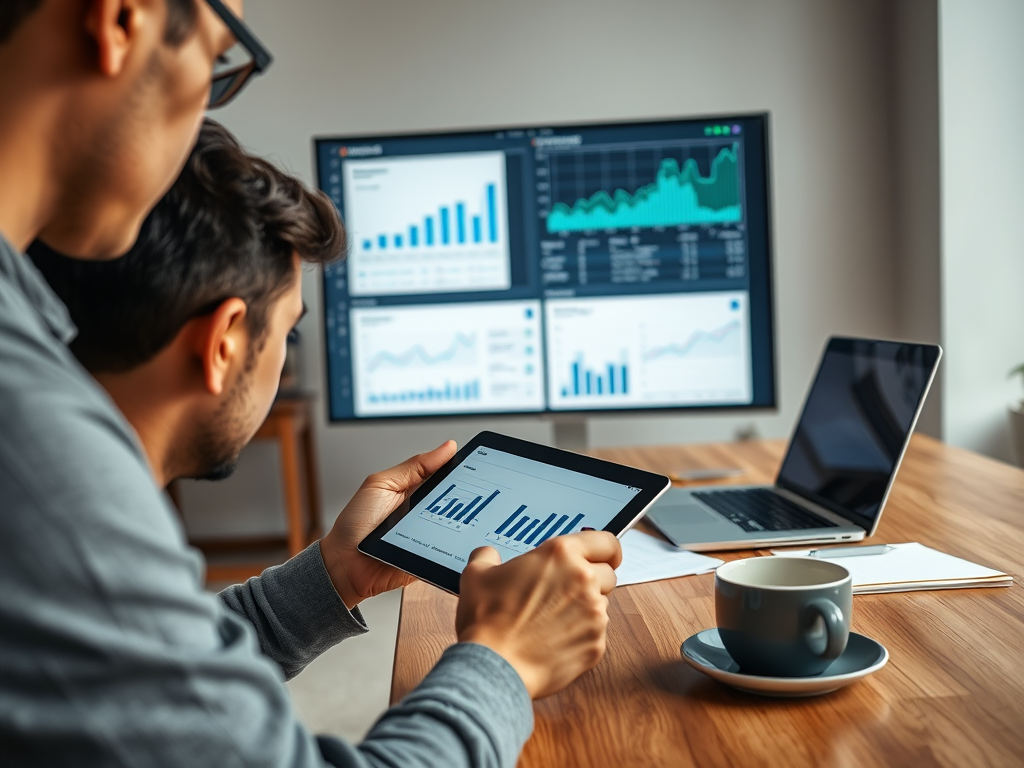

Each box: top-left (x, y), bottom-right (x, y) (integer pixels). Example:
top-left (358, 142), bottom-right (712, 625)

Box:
top-left (615, 529), bottom-right (723, 587)
top-left (770, 542), bottom-right (1011, 594)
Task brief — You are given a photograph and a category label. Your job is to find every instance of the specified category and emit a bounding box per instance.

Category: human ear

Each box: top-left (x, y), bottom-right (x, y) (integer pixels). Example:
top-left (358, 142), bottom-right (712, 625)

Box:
top-left (196, 298), bottom-right (249, 397)
top-left (83, 0), bottom-right (149, 77)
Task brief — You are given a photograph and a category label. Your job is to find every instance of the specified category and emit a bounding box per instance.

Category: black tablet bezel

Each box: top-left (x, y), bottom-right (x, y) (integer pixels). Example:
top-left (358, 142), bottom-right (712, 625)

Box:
top-left (357, 431), bottom-right (671, 594)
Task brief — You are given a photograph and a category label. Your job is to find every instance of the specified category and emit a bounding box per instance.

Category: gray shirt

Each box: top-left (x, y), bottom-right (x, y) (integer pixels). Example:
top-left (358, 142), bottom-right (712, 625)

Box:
top-left (0, 234), bottom-right (533, 766)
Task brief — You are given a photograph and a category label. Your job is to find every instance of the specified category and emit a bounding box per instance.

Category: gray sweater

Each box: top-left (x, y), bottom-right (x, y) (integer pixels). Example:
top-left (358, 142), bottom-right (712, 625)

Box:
top-left (0, 235), bottom-right (533, 766)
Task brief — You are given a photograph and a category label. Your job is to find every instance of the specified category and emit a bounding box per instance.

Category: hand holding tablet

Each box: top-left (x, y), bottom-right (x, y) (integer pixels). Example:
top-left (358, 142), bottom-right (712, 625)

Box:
top-left (358, 431), bottom-right (672, 594)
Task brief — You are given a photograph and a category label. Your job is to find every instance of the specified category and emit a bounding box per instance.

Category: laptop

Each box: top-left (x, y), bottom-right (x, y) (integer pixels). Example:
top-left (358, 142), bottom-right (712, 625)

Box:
top-left (646, 337), bottom-right (942, 551)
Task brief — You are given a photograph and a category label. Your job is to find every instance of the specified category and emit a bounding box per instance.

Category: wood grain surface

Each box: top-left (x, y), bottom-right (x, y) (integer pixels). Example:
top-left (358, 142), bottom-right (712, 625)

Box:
top-left (391, 435), bottom-right (1024, 767)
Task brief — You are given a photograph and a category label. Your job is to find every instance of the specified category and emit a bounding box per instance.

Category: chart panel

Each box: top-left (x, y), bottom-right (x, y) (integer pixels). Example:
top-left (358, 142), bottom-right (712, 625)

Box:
top-left (350, 301), bottom-right (543, 417)
top-left (343, 151), bottom-right (511, 296)
top-left (383, 447), bottom-right (640, 569)
top-left (536, 131), bottom-right (749, 292)
top-left (545, 292), bottom-right (752, 410)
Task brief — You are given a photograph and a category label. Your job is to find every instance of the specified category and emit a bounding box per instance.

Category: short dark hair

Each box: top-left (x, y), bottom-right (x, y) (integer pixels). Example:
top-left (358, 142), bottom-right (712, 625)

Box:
top-left (1, 0), bottom-right (196, 45)
top-left (30, 119), bottom-right (346, 373)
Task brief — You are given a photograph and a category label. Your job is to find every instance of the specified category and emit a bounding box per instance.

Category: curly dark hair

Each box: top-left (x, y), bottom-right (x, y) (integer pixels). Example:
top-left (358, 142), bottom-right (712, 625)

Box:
top-left (30, 119), bottom-right (347, 373)
top-left (1, 0), bottom-right (197, 45)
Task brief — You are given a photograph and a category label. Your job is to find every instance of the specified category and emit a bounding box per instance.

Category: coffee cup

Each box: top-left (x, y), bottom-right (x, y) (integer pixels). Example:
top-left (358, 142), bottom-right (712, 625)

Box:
top-left (715, 557), bottom-right (852, 677)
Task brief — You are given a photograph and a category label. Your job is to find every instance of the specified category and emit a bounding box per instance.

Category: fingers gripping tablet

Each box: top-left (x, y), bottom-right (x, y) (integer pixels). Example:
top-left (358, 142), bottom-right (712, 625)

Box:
top-left (358, 431), bottom-right (671, 594)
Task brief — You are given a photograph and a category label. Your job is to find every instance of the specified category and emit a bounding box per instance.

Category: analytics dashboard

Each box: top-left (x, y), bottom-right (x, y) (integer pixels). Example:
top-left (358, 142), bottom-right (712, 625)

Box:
top-left (316, 113), bottom-right (775, 421)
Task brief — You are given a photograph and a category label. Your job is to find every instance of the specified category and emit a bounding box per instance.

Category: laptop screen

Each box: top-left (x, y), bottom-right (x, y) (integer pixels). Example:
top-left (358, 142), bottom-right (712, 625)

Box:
top-left (775, 338), bottom-right (940, 527)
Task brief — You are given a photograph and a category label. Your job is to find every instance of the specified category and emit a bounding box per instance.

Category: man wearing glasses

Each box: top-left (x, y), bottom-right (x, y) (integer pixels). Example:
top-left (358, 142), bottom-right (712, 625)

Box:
top-left (0, 2), bottom-right (622, 767)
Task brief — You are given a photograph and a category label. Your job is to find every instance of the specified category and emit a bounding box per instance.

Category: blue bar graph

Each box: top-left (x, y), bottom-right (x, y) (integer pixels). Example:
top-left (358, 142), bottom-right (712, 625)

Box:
top-left (526, 514), bottom-right (556, 545)
top-left (357, 180), bottom-right (500, 251)
top-left (422, 485), bottom-right (497, 528)
top-left (454, 495), bottom-right (480, 521)
top-left (487, 184), bottom-right (497, 242)
top-left (505, 513), bottom-right (529, 539)
top-left (495, 505), bottom-right (525, 536)
top-left (535, 514), bottom-right (569, 546)
top-left (487, 507), bottom-right (588, 553)
top-left (464, 489), bottom-right (499, 524)
top-left (562, 358), bottom-right (629, 398)
top-left (367, 379), bottom-right (481, 405)
top-left (515, 519), bottom-right (539, 542)
top-left (427, 484), bottom-right (456, 511)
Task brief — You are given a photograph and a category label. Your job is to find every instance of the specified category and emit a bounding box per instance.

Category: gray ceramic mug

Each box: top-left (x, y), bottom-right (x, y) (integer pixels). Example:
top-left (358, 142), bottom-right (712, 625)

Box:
top-left (715, 557), bottom-right (852, 677)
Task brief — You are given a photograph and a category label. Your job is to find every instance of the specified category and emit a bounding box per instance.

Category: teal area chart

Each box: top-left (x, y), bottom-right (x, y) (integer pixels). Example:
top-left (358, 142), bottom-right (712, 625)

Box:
top-left (546, 143), bottom-right (742, 232)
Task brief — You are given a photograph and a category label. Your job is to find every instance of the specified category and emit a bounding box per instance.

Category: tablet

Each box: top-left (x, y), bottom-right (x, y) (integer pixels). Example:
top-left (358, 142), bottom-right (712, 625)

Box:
top-left (358, 431), bottom-right (671, 594)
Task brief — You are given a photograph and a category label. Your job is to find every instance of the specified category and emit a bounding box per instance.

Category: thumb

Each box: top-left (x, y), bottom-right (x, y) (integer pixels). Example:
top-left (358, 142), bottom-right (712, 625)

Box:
top-left (466, 546), bottom-right (501, 569)
top-left (380, 441), bottom-right (458, 492)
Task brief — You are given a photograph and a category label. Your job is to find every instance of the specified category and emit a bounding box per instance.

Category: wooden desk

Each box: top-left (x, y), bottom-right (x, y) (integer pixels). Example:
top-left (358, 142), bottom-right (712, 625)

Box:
top-left (391, 435), bottom-right (1024, 767)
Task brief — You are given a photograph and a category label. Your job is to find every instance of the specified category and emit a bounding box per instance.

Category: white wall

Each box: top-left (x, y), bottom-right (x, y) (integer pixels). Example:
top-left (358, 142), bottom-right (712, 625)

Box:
top-left (938, 0), bottom-right (1024, 463)
top-left (890, 0), bottom-right (943, 437)
top-left (180, 0), bottom-right (901, 537)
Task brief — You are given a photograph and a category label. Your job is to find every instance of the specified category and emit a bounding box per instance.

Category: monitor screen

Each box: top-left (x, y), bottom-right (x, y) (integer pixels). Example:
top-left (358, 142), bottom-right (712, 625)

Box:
top-left (776, 338), bottom-right (941, 525)
top-left (315, 113), bottom-right (776, 421)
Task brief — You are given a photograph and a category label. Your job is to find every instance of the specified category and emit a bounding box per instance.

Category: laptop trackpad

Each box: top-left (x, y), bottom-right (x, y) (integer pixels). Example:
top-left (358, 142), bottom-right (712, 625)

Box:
top-left (650, 504), bottom-right (735, 542)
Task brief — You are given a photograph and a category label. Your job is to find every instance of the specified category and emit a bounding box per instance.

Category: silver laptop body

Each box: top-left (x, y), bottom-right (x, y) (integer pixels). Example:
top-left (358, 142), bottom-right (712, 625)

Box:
top-left (647, 337), bottom-right (942, 551)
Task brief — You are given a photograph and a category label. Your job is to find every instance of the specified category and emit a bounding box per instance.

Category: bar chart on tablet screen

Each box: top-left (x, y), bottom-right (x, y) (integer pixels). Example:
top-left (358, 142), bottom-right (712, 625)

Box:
top-left (418, 483), bottom-right (500, 532)
top-left (484, 508), bottom-right (588, 555)
top-left (383, 447), bottom-right (642, 569)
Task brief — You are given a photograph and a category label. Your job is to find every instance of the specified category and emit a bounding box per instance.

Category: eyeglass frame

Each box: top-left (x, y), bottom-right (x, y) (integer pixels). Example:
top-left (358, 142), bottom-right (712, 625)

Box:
top-left (204, 0), bottom-right (274, 108)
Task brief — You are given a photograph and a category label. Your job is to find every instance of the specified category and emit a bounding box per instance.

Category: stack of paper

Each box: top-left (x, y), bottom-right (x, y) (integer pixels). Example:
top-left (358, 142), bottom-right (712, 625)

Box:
top-left (616, 530), bottom-right (722, 587)
top-left (770, 542), bottom-right (1012, 594)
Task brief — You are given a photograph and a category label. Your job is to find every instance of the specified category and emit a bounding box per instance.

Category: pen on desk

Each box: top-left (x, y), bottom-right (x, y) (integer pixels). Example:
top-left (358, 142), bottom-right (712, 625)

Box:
top-left (808, 544), bottom-right (895, 558)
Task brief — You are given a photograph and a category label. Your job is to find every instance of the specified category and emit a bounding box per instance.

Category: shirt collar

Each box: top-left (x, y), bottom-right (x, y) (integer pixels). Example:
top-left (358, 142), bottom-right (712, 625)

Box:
top-left (0, 233), bottom-right (77, 345)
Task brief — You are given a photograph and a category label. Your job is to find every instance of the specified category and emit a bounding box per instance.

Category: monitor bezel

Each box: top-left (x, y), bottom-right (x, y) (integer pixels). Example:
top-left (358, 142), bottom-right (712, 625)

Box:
top-left (313, 111), bottom-right (777, 424)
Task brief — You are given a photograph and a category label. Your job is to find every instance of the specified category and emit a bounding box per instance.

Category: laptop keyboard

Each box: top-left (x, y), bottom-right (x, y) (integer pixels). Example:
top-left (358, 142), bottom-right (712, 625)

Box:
top-left (691, 488), bottom-right (838, 533)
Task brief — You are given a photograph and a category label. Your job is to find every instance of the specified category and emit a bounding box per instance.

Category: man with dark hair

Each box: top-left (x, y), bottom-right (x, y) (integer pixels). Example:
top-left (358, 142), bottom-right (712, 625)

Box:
top-left (30, 118), bottom-right (345, 483)
top-left (1, 8), bottom-right (623, 764)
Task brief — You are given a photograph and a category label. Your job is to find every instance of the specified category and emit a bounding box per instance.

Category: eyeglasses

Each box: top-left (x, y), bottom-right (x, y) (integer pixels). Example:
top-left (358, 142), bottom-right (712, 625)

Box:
top-left (204, 0), bottom-right (273, 109)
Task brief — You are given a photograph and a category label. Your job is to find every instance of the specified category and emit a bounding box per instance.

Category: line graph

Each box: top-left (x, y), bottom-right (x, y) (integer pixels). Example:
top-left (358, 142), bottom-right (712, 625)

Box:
top-left (367, 333), bottom-right (475, 372)
top-left (350, 301), bottom-right (544, 417)
top-left (642, 320), bottom-right (741, 362)
top-left (546, 143), bottom-right (742, 233)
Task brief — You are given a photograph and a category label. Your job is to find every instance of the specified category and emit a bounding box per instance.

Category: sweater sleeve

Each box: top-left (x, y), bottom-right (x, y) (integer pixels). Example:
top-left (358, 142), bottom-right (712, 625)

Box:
top-left (219, 543), bottom-right (368, 679)
top-left (317, 643), bottom-right (534, 768)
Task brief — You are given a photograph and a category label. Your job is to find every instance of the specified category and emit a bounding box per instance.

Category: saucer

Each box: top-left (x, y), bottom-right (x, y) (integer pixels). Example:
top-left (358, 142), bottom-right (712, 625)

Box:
top-left (680, 628), bottom-right (888, 697)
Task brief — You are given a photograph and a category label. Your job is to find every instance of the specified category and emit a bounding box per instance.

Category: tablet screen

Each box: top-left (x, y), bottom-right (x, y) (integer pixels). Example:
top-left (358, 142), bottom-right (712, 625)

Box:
top-left (382, 446), bottom-right (642, 571)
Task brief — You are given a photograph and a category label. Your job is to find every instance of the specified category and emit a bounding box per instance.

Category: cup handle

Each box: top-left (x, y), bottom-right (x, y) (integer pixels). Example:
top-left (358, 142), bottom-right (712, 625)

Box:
top-left (802, 599), bottom-right (847, 660)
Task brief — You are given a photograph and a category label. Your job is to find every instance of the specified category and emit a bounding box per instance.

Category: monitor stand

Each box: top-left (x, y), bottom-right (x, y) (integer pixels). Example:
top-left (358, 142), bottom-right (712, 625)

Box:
top-left (552, 415), bottom-right (589, 452)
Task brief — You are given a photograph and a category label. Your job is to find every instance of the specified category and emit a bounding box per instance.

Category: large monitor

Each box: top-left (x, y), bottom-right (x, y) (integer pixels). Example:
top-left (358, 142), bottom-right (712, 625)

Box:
top-left (315, 113), bottom-right (775, 422)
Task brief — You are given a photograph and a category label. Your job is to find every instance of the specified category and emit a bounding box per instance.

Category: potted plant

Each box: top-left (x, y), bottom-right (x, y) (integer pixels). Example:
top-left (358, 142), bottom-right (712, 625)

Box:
top-left (1011, 364), bottom-right (1024, 467)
